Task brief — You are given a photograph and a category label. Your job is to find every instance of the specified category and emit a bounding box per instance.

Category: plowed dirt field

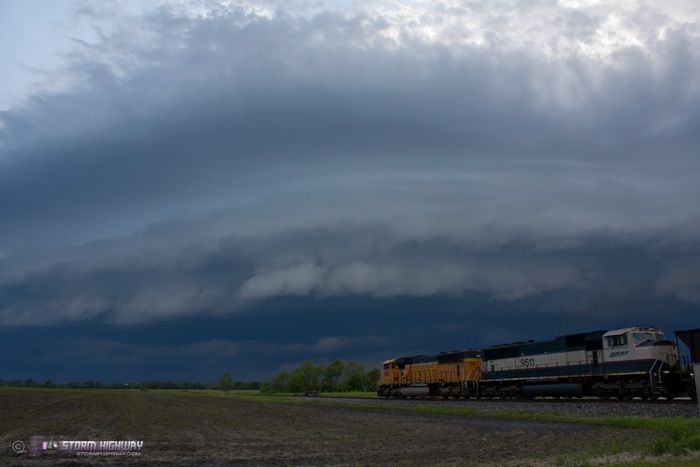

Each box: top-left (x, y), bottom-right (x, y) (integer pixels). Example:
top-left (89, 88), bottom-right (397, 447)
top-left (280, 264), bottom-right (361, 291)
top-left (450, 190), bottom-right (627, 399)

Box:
top-left (0, 388), bottom-right (656, 466)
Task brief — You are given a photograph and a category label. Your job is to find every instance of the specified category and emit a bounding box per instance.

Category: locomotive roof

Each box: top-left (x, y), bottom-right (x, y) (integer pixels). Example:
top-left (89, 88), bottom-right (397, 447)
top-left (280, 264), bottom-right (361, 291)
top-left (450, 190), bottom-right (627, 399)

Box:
top-left (391, 349), bottom-right (481, 364)
top-left (481, 329), bottom-right (608, 360)
top-left (603, 325), bottom-right (662, 337)
top-left (485, 329), bottom-right (608, 350)
top-left (384, 326), bottom-right (666, 364)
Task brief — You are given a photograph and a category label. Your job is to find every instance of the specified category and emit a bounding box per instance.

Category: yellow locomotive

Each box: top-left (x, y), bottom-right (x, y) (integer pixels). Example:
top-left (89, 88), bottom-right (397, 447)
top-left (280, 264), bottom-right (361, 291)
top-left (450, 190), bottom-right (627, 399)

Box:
top-left (378, 349), bottom-right (481, 398)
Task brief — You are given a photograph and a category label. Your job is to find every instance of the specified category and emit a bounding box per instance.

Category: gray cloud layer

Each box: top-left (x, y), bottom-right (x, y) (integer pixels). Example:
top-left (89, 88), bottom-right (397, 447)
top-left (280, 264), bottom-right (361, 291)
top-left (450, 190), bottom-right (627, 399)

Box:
top-left (1, 0), bottom-right (700, 332)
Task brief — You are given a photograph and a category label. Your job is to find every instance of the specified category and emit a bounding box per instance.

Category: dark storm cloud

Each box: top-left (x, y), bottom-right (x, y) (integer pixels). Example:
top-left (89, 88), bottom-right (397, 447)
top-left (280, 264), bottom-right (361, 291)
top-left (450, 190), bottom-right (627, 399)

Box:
top-left (1, 1), bottom-right (700, 380)
top-left (2, 195), bottom-right (699, 328)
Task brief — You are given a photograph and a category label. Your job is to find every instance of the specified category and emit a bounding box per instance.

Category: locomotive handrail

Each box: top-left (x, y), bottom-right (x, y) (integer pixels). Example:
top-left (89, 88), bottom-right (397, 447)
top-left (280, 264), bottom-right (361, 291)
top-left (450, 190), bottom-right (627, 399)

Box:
top-left (649, 359), bottom-right (663, 390)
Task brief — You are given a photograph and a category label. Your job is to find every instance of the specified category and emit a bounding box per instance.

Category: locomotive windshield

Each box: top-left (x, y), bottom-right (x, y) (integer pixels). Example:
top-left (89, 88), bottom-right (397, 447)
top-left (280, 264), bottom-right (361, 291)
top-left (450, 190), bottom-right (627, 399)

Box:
top-left (630, 331), bottom-right (667, 345)
top-left (632, 332), bottom-right (655, 345)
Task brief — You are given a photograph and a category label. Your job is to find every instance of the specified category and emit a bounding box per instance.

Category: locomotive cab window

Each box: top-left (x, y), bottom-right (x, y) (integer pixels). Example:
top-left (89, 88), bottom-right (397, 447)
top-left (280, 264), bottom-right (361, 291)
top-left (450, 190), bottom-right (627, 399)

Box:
top-left (632, 332), bottom-right (655, 345)
top-left (607, 334), bottom-right (628, 347)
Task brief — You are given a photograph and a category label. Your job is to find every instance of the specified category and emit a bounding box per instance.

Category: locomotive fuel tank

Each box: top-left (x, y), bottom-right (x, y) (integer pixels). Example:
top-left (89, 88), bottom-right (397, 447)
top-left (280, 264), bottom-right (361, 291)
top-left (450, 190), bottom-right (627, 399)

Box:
top-left (399, 385), bottom-right (431, 397)
top-left (522, 383), bottom-right (584, 398)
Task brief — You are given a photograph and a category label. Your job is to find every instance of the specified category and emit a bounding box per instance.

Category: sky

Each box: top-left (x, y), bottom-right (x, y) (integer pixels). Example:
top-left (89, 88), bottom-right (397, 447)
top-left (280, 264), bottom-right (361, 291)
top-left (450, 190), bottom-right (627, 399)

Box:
top-left (1, 0), bottom-right (700, 383)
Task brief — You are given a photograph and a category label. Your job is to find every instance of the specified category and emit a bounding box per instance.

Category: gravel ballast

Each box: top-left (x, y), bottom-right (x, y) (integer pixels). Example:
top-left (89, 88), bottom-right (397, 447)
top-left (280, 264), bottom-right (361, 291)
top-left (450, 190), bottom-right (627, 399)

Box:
top-left (364, 395), bottom-right (700, 417)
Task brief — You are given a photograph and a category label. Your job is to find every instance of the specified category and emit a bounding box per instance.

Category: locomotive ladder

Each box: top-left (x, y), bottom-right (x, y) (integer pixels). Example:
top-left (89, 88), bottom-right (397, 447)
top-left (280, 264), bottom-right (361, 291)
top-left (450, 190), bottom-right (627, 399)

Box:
top-left (461, 368), bottom-right (479, 394)
top-left (648, 359), bottom-right (663, 395)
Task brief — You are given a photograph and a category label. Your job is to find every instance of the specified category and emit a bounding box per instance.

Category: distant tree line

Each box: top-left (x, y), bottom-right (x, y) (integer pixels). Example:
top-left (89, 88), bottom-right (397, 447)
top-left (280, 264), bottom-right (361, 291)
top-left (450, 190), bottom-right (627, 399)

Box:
top-left (0, 378), bottom-right (261, 391)
top-left (1, 361), bottom-right (380, 393)
top-left (261, 360), bottom-right (380, 393)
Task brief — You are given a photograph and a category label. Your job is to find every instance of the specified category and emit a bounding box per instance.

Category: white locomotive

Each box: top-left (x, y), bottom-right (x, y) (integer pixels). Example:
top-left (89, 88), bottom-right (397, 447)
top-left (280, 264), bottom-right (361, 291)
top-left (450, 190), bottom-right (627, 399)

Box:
top-left (479, 325), bottom-right (695, 400)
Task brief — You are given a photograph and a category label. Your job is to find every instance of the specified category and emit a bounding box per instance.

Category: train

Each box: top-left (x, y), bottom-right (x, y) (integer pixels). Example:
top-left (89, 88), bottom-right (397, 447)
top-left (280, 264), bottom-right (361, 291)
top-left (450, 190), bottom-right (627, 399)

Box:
top-left (378, 325), bottom-right (697, 400)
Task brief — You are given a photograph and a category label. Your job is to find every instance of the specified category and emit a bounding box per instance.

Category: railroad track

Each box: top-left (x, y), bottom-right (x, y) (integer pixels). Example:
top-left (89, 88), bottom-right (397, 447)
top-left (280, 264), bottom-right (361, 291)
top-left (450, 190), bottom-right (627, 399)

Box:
top-left (288, 394), bottom-right (699, 417)
top-left (308, 394), bottom-right (697, 404)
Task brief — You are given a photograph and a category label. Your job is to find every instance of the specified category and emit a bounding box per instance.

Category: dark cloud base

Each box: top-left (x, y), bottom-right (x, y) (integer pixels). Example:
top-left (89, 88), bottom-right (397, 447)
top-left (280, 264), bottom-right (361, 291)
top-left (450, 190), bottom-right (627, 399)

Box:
top-left (2, 294), bottom-right (698, 383)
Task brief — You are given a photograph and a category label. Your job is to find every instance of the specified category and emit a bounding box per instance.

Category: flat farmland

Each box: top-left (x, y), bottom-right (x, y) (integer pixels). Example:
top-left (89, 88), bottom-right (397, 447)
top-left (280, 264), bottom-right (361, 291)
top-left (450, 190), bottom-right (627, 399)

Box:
top-left (0, 387), bottom-right (695, 466)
